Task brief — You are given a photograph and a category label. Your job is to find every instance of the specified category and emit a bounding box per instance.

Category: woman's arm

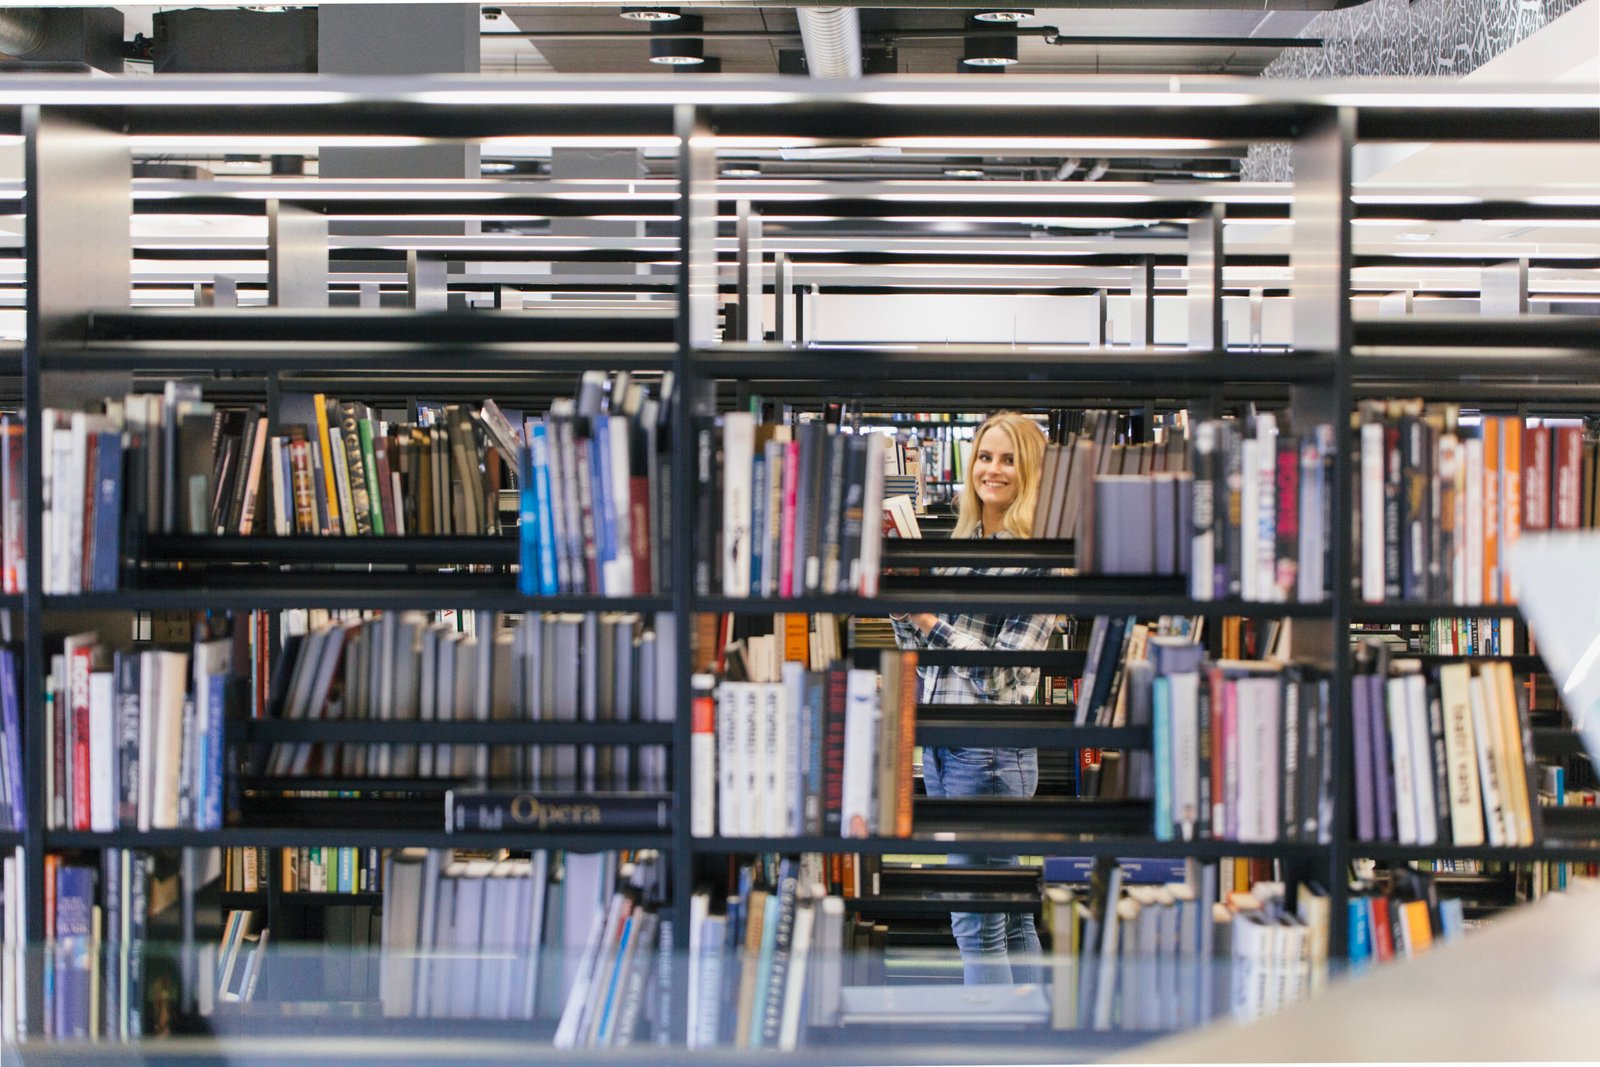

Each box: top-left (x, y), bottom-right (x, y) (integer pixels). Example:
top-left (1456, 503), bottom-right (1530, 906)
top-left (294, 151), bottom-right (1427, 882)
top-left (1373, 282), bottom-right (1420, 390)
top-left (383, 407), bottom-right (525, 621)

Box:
top-left (912, 610), bottom-right (1057, 701)
top-left (890, 613), bottom-right (929, 649)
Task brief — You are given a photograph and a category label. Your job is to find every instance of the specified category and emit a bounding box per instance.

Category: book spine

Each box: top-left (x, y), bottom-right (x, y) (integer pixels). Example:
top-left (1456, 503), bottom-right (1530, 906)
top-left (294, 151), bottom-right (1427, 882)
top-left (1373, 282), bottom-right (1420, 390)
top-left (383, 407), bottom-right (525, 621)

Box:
top-left (357, 417), bottom-right (387, 536)
top-left (339, 405), bottom-right (375, 535)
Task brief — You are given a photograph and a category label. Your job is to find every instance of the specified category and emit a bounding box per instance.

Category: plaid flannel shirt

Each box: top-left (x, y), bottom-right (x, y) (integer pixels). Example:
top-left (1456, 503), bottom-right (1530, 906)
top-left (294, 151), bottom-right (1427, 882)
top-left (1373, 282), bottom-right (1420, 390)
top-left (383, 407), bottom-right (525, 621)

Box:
top-left (890, 557), bottom-right (1058, 706)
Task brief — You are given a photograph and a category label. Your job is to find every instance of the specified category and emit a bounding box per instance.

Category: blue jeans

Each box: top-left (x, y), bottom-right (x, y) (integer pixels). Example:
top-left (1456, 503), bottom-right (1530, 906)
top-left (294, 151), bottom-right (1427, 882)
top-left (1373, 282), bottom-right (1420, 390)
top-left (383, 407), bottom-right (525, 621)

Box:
top-left (921, 745), bottom-right (1043, 986)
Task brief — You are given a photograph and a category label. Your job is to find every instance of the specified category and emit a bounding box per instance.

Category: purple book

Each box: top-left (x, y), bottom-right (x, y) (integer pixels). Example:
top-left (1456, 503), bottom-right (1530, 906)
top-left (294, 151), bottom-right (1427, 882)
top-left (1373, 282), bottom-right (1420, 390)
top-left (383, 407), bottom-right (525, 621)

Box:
top-left (1368, 673), bottom-right (1397, 842)
top-left (1351, 670), bottom-right (1375, 842)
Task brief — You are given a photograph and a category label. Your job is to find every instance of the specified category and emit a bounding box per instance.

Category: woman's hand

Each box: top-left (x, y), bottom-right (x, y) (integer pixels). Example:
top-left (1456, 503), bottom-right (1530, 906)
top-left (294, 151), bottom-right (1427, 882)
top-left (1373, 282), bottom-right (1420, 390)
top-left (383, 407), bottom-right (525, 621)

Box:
top-left (910, 612), bottom-right (938, 634)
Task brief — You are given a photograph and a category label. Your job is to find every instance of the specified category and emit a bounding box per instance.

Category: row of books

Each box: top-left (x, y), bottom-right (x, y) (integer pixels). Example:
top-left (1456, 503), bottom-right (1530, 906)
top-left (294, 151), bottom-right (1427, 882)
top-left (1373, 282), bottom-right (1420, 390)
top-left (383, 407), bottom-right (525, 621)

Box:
top-left (691, 650), bottom-right (917, 840)
top-left (699, 414), bottom-right (888, 599)
top-left (47, 631), bottom-right (230, 832)
top-left (380, 848), bottom-right (668, 1044)
top-left (1417, 616), bottom-right (1520, 656)
top-left (264, 610), bottom-right (675, 794)
top-left (1356, 403), bottom-right (1600, 605)
top-left (224, 845), bottom-right (385, 896)
top-left (1223, 882), bottom-right (1330, 1023)
top-left (519, 370), bottom-right (676, 597)
top-left (687, 855), bottom-right (841, 1050)
top-left (43, 850), bottom-right (160, 1040)
top-left (1136, 639), bottom-right (1334, 845)
top-left (211, 910), bottom-right (268, 1006)
top-left (1352, 645), bottom-right (1538, 847)
top-left (1536, 763), bottom-right (1600, 891)
top-left (1189, 414), bottom-right (1336, 603)
top-left (1041, 408), bottom-right (1191, 556)
top-left (1345, 868), bottom-right (1466, 967)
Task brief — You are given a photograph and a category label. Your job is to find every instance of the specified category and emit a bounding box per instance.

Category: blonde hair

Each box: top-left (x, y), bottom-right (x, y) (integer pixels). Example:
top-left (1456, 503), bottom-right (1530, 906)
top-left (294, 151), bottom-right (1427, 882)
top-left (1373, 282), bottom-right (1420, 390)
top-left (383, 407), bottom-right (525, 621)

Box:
top-left (953, 411), bottom-right (1047, 539)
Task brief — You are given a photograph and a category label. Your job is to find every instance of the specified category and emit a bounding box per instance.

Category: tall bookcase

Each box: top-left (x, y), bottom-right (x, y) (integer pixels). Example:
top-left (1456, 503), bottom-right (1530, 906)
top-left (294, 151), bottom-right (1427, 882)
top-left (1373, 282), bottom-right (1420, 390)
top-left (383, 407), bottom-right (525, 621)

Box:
top-left (9, 76), bottom-right (1600, 1048)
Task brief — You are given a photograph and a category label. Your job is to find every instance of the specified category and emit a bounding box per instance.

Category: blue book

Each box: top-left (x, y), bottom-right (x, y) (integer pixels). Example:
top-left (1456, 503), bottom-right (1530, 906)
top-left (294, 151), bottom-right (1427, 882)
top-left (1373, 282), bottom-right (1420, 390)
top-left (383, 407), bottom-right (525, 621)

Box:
top-left (1438, 897), bottom-right (1465, 941)
top-left (1152, 675), bottom-right (1174, 841)
top-left (524, 422), bottom-right (559, 596)
top-left (55, 864), bottom-right (96, 1038)
top-left (1042, 856), bottom-right (1188, 885)
top-left (596, 912), bottom-right (635, 1043)
top-left (91, 430), bottom-right (124, 592)
top-left (204, 672), bottom-right (226, 830)
top-left (338, 848), bottom-right (354, 894)
top-left (0, 650), bottom-right (23, 827)
top-left (518, 442), bottom-right (541, 596)
top-left (1347, 897), bottom-right (1373, 968)
top-left (590, 415), bottom-right (618, 579)
top-left (750, 452), bottom-right (767, 592)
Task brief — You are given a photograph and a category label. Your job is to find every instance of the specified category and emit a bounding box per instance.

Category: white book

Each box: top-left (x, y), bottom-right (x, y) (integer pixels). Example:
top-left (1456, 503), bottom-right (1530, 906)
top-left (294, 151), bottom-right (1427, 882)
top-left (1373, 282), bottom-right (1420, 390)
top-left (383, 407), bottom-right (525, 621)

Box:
top-left (1240, 436), bottom-right (1259, 602)
top-left (856, 434), bottom-right (888, 596)
top-left (716, 682), bottom-right (743, 838)
top-left (1360, 421), bottom-right (1386, 602)
top-left (1229, 912), bottom-right (1275, 1023)
top-left (604, 413), bottom-right (634, 597)
top-left (137, 650), bottom-right (159, 831)
top-left (685, 892), bottom-right (708, 1048)
top-left (782, 662), bottom-right (805, 836)
top-left (762, 681), bottom-right (789, 837)
top-left (1487, 661), bottom-right (1534, 846)
top-left (840, 668), bottom-right (879, 838)
top-left (690, 674), bottom-right (716, 839)
top-left (65, 413), bottom-right (89, 594)
top-left (1254, 414), bottom-right (1278, 603)
top-left (1467, 674), bottom-right (1508, 847)
top-left (268, 435), bottom-right (291, 536)
top-left (737, 681), bottom-right (762, 837)
top-left (777, 894), bottom-right (816, 1051)
top-left (1234, 676), bottom-right (1281, 843)
top-left (1090, 871), bottom-right (1128, 1031)
top-left (1403, 672), bottom-right (1439, 847)
top-left (1169, 671), bottom-right (1201, 840)
top-left (1190, 422), bottom-right (1216, 600)
top-left (1463, 435), bottom-right (1485, 606)
top-left (552, 910), bottom-right (608, 1049)
top-left (151, 650), bottom-right (191, 830)
top-left (87, 671), bottom-right (116, 833)
top-left (1385, 675), bottom-right (1419, 845)
top-left (1437, 662), bottom-right (1485, 846)
top-left (721, 411), bottom-right (756, 597)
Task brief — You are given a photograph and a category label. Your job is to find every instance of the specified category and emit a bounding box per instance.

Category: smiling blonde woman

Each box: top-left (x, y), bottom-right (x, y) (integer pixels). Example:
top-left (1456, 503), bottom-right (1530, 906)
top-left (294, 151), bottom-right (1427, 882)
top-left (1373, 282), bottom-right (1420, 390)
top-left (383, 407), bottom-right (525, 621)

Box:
top-left (890, 411), bottom-right (1057, 986)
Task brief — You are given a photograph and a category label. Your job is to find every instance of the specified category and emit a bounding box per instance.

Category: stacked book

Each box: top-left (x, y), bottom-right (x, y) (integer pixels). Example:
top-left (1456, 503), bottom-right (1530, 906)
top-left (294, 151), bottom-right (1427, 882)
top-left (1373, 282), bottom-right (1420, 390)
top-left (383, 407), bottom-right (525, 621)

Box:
top-left (224, 845), bottom-right (383, 895)
top-left (691, 648), bottom-right (916, 840)
top-left (46, 630), bottom-right (232, 832)
top-left (1355, 401), bottom-right (1600, 604)
top-left (263, 610), bottom-right (676, 794)
top-left (1345, 867), bottom-right (1467, 969)
top-left (211, 910), bottom-right (269, 1007)
top-left (1188, 414), bottom-right (1336, 602)
top-left (688, 855), bottom-right (841, 1050)
top-left (380, 847), bottom-right (668, 1045)
top-left (43, 849), bottom-right (159, 1040)
top-left (519, 370), bottom-right (676, 597)
top-left (1351, 643), bottom-right (1538, 847)
top-left (696, 415), bottom-right (888, 599)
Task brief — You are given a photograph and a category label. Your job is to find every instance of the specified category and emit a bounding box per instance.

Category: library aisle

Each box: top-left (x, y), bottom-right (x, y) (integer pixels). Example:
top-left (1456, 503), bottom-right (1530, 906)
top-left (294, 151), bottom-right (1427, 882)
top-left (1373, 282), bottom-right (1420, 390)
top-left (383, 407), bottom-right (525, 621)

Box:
top-left (0, 5), bottom-right (1596, 1060)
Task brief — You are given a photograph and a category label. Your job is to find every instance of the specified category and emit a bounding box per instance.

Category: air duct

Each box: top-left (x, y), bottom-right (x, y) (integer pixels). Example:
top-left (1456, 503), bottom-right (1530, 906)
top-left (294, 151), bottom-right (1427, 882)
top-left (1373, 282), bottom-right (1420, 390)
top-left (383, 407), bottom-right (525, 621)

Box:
top-left (0, 9), bottom-right (48, 57)
top-left (796, 6), bottom-right (861, 79)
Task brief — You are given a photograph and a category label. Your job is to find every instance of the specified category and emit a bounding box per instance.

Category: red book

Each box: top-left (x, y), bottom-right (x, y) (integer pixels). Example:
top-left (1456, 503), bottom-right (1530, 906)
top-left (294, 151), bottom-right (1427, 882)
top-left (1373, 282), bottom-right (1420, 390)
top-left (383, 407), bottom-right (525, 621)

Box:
top-left (822, 664), bottom-right (848, 835)
top-left (371, 430), bottom-right (398, 537)
top-left (1523, 423), bottom-right (1550, 531)
top-left (1369, 895), bottom-right (1396, 962)
top-left (628, 473), bottom-right (652, 595)
top-left (67, 635), bottom-right (96, 831)
top-left (1554, 426), bottom-right (1583, 530)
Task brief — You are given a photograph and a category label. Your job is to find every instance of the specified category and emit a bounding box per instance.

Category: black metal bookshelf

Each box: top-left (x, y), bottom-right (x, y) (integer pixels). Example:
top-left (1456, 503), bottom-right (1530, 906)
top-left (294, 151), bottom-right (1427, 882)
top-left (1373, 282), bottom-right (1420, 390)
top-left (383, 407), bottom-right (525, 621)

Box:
top-left (6, 79), bottom-right (1597, 1051)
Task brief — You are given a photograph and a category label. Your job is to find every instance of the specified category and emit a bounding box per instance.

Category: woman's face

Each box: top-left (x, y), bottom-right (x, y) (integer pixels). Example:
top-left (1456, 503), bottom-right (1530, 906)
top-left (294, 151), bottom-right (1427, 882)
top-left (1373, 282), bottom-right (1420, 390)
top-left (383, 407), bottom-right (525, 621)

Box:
top-left (970, 425), bottom-right (1020, 515)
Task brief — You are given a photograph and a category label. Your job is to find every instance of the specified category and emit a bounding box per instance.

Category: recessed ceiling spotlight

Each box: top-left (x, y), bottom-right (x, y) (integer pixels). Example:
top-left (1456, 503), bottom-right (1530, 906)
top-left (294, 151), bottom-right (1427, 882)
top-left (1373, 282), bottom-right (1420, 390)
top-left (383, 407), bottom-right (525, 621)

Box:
top-left (943, 168), bottom-right (985, 178)
top-left (973, 9), bottom-right (1032, 21)
top-left (621, 6), bottom-right (681, 21)
top-left (481, 161), bottom-right (518, 173)
top-left (650, 13), bottom-right (704, 64)
top-left (721, 166), bottom-right (761, 178)
top-left (962, 34), bottom-right (1018, 66)
top-left (1192, 170), bottom-right (1234, 180)
top-left (1395, 231), bottom-right (1435, 242)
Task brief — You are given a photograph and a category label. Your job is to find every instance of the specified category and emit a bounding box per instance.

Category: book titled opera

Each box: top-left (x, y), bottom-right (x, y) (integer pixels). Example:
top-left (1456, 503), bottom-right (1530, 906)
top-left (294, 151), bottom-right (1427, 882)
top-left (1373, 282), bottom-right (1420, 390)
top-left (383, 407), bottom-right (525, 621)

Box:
top-left (444, 789), bottom-right (672, 833)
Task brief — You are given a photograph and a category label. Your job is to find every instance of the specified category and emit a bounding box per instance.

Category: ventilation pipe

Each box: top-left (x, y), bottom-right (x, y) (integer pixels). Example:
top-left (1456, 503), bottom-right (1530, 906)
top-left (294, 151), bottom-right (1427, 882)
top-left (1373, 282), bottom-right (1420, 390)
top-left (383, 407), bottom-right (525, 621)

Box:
top-left (0, 9), bottom-right (47, 57)
top-left (796, 7), bottom-right (862, 79)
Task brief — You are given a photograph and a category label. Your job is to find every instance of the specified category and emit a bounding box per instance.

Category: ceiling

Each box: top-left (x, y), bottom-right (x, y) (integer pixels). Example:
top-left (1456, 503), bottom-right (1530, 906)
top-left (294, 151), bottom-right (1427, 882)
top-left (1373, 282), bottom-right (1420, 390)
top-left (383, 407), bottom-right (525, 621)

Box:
top-left (482, 5), bottom-right (1324, 76)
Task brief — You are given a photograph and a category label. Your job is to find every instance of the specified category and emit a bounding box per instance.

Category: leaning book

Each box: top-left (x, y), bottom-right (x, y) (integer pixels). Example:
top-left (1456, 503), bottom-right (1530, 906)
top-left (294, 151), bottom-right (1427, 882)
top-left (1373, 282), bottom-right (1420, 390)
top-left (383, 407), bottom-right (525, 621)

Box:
top-left (444, 790), bottom-right (673, 832)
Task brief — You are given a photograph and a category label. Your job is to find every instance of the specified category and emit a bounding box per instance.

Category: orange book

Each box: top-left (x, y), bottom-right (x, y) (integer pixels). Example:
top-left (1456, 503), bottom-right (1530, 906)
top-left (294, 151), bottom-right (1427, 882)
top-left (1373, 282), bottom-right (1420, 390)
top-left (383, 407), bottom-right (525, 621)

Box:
top-left (782, 613), bottom-right (809, 664)
top-left (894, 650), bottom-right (918, 837)
top-left (1482, 418), bottom-right (1501, 604)
top-left (1399, 899), bottom-right (1434, 957)
top-left (1500, 417), bottom-right (1521, 603)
